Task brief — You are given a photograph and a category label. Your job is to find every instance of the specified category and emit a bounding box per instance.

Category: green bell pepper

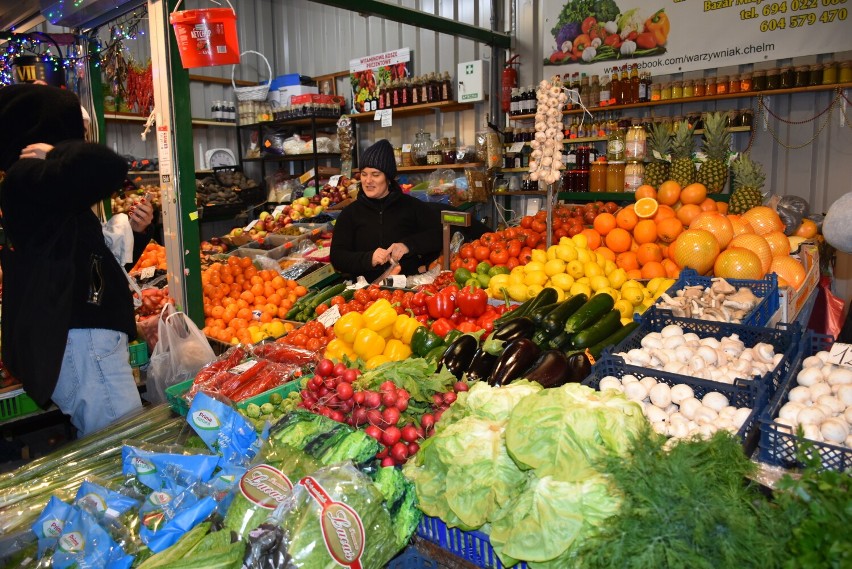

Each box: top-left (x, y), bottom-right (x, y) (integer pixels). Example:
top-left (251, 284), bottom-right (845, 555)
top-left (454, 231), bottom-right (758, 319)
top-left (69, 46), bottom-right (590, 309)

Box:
top-left (425, 344), bottom-right (449, 363)
top-left (411, 327), bottom-right (444, 357)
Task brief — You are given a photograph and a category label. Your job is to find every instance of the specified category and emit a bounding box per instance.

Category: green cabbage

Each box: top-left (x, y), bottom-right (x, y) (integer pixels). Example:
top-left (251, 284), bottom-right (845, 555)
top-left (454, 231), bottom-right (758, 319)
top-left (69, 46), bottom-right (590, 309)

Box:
top-left (439, 380), bottom-right (543, 427)
top-left (505, 384), bottom-right (646, 481)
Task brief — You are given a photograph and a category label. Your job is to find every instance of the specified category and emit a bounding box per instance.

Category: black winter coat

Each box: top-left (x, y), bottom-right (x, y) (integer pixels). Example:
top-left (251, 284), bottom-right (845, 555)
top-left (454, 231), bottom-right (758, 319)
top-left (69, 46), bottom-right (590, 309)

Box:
top-left (330, 184), bottom-right (442, 282)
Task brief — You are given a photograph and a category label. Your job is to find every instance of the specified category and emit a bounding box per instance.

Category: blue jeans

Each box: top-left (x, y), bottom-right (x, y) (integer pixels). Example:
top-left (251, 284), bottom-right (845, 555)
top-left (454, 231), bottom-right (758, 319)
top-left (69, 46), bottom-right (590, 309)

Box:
top-left (51, 329), bottom-right (143, 437)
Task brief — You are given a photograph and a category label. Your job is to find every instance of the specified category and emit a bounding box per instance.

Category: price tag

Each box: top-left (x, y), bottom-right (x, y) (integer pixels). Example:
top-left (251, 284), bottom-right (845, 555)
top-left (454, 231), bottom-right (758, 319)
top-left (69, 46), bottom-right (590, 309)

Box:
top-left (229, 359), bottom-right (258, 374)
top-left (401, 144), bottom-right (412, 153)
top-left (381, 109), bottom-right (393, 127)
top-left (272, 205), bottom-right (287, 217)
top-left (140, 267), bottom-right (156, 279)
top-left (316, 304), bottom-right (341, 327)
top-left (827, 342), bottom-right (852, 368)
top-left (508, 141), bottom-right (525, 153)
top-left (299, 168), bottom-right (316, 184)
top-left (328, 175), bottom-right (342, 187)
top-left (189, 211), bottom-right (199, 221)
top-left (244, 219), bottom-right (259, 231)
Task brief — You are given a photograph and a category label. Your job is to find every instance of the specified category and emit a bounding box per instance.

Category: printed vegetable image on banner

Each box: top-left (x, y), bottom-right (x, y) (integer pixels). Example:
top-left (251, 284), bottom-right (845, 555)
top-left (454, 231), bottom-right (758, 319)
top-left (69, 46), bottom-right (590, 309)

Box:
top-left (542, 0), bottom-right (852, 75)
top-left (349, 48), bottom-right (412, 113)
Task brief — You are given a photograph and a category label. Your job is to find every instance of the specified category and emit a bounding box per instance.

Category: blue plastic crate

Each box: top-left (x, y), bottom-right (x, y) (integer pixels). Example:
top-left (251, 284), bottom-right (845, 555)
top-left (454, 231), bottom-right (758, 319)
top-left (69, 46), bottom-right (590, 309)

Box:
top-left (416, 516), bottom-right (528, 569)
top-left (619, 306), bottom-right (802, 399)
top-left (583, 356), bottom-right (766, 454)
top-left (758, 332), bottom-right (851, 472)
top-left (653, 269), bottom-right (780, 327)
top-left (387, 547), bottom-right (439, 569)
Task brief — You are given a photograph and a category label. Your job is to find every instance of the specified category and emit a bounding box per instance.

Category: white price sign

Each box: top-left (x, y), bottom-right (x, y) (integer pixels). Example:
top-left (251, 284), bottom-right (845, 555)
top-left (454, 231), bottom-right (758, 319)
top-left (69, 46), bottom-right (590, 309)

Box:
top-left (140, 267), bottom-right (156, 279)
top-left (328, 175), bottom-right (342, 187)
top-left (272, 205), bottom-right (287, 217)
top-left (508, 141), bottom-right (525, 153)
top-left (244, 219), bottom-right (259, 231)
top-left (316, 304), bottom-right (342, 327)
top-left (827, 343), bottom-right (852, 369)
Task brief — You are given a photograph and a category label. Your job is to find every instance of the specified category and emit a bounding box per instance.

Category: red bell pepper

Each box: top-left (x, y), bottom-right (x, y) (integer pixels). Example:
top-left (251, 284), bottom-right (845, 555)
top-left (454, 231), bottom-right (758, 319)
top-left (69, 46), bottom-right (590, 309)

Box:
top-left (431, 317), bottom-right (456, 338)
top-left (456, 285), bottom-right (488, 318)
top-left (426, 291), bottom-right (455, 319)
top-left (411, 290), bottom-right (429, 308)
top-left (414, 313), bottom-right (430, 324)
top-left (476, 310), bottom-right (501, 333)
top-left (456, 321), bottom-right (480, 334)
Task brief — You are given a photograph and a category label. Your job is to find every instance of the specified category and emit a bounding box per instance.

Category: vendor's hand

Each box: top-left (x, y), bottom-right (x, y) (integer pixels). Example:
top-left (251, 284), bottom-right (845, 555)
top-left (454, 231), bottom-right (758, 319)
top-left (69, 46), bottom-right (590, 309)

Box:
top-left (387, 242), bottom-right (410, 262)
top-left (19, 143), bottom-right (54, 160)
top-left (129, 199), bottom-right (154, 233)
top-left (372, 248), bottom-right (390, 266)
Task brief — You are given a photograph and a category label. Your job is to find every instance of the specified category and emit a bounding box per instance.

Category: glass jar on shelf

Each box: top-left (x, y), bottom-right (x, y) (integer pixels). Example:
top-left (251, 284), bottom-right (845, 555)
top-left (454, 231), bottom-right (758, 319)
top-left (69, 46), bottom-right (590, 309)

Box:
top-left (660, 82), bottom-right (672, 100)
top-left (752, 70), bottom-right (766, 91)
top-left (606, 161), bottom-right (626, 192)
top-left (683, 80), bottom-right (694, 98)
top-left (624, 162), bottom-right (644, 193)
top-left (413, 130), bottom-right (432, 165)
top-left (727, 109), bottom-right (738, 128)
top-left (809, 64), bottom-right (823, 86)
top-left (740, 72), bottom-right (753, 93)
top-left (716, 75), bottom-right (729, 95)
top-left (705, 76), bottom-right (718, 95)
top-left (625, 126), bottom-right (646, 161)
top-left (671, 80), bottom-right (683, 99)
top-left (840, 61), bottom-right (852, 83)
top-left (694, 78), bottom-right (706, 97)
top-left (443, 137), bottom-right (457, 164)
top-left (822, 61), bottom-right (838, 85)
top-left (728, 74), bottom-right (740, 94)
top-left (606, 126), bottom-right (626, 161)
top-left (739, 109), bottom-right (754, 128)
top-left (590, 158), bottom-right (607, 192)
top-left (650, 83), bottom-right (662, 101)
top-left (794, 65), bottom-right (810, 88)
top-left (766, 67), bottom-right (780, 90)
top-left (779, 66), bottom-right (795, 89)
top-left (576, 146), bottom-right (591, 170)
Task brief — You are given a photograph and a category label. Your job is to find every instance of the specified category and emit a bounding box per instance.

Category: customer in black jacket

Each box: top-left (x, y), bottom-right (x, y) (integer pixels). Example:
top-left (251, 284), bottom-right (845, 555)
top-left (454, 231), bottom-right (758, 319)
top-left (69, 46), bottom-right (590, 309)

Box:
top-left (0, 84), bottom-right (142, 436)
top-left (330, 139), bottom-right (442, 282)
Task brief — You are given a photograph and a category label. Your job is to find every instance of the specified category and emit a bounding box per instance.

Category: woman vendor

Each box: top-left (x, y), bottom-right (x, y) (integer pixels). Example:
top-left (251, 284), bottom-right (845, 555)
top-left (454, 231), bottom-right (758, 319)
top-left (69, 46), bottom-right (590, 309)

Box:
top-left (330, 139), bottom-right (443, 282)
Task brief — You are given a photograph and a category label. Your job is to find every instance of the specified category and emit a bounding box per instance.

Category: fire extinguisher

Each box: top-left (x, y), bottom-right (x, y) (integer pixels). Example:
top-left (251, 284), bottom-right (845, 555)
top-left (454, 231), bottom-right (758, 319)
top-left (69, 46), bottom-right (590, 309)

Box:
top-left (501, 54), bottom-right (520, 114)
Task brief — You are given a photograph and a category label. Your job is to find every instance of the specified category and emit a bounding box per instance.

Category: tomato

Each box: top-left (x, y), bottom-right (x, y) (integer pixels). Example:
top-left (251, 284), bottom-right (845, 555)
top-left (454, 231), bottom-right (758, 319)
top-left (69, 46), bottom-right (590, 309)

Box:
top-left (525, 232), bottom-right (542, 248)
top-left (463, 257), bottom-right (478, 272)
top-left (504, 227), bottom-right (517, 239)
top-left (459, 244), bottom-right (474, 259)
top-left (473, 245), bottom-right (491, 261)
top-left (507, 239), bottom-right (522, 258)
top-left (531, 220), bottom-right (547, 234)
top-left (520, 216), bottom-right (533, 229)
top-left (450, 257), bottom-right (462, 271)
top-left (330, 295), bottom-right (346, 307)
top-left (554, 228), bottom-right (568, 240)
top-left (489, 248), bottom-right (509, 265)
top-left (519, 247), bottom-right (533, 263)
top-left (534, 210), bottom-right (547, 221)
top-left (506, 256), bottom-right (520, 270)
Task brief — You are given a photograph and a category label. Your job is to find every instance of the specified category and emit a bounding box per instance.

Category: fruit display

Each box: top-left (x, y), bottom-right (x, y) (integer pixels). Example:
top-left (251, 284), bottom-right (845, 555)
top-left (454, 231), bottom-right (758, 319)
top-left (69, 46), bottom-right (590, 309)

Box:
top-left (111, 184), bottom-right (162, 213)
top-left (669, 121), bottom-right (697, 187)
top-left (199, 236), bottom-right (230, 256)
top-left (655, 279), bottom-right (761, 323)
top-left (695, 112), bottom-right (731, 194)
top-left (130, 242), bottom-right (168, 272)
top-left (644, 122), bottom-right (672, 188)
top-left (195, 176), bottom-right (242, 207)
top-left (317, 174), bottom-right (358, 205)
top-left (728, 153), bottom-right (766, 214)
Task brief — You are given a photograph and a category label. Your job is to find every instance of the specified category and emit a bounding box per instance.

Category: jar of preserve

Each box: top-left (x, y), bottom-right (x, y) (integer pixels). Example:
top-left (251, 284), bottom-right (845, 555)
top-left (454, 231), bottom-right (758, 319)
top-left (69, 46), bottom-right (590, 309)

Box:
top-left (606, 161), bottom-right (626, 192)
top-left (661, 82), bottom-right (672, 100)
top-left (625, 126), bottom-right (647, 160)
top-left (727, 109), bottom-right (738, 128)
top-left (590, 158), bottom-right (608, 193)
top-left (694, 79), bottom-right (706, 97)
top-left (766, 68), bottom-right (780, 89)
top-left (672, 115), bottom-right (684, 132)
top-left (780, 66), bottom-right (795, 89)
top-left (562, 170), bottom-right (575, 192)
top-left (740, 72), bottom-right (753, 93)
top-left (840, 61), bottom-right (852, 83)
top-left (576, 145), bottom-right (591, 170)
top-left (794, 66), bottom-right (810, 88)
top-left (739, 109), bottom-right (754, 128)
top-left (671, 80), bottom-right (683, 99)
top-left (822, 61), bottom-right (838, 85)
top-left (606, 128), bottom-right (626, 161)
top-left (809, 64), bottom-right (823, 86)
top-left (650, 83), bottom-right (661, 101)
top-left (706, 76), bottom-right (718, 95)
top-left (574, 170), bottom-right (590, 192)
top-left (716, 75), bottom-right (729, 95)
top-left (624, 162), bottom-right (644, 193)
top-left (683, 80), bottom-right (695, 98)
top-left (752, 70), bottom-right (767, 91)
top-left (728, 75), bottom-right (740, 94)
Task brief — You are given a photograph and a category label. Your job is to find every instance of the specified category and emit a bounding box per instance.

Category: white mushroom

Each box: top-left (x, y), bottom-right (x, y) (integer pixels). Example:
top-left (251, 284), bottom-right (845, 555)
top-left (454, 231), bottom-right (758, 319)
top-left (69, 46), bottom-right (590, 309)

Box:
top-left (802, 423), bottom-right (823, 441)
top-left (680, 397), bottom-right (702, 420)
top-left (650, 383), bottom-right (673, 408)
top-left (752, 343), bottom-right (776, 365)
top-left (694, 406), bottom-right (719, 425)
top-left (621, 374), bottom-right (640, 385)
top-left (797, 366), bottom-right (823, 387)
top-left (699, 337), bottom-right (721, 349)
top-left (778, 402), bottom-right (804, 423)
top-left (668, 421), bottom-right (689, 439)
top-left (816, 395), bottom-right (844, 415)
top-left (682, 333), bottom-right (701, 345)
top-left (816, 351), bottom-right (832, 363)
top-left (645, 405), bottom-right (668, 424)
top-left (733, 407), bottom-right (753, 429)
top-left (828, 367), bottom-right (852, 386)
top-left (788, 385), bottom-right (813, 404)
top-left (720, 335), bottom-right (745, 358)
top-left (641, 335), bottom-right (664, 350)
top-left (688, 355), bottom-right (706, 372)
top-left (702, 392), bottom-right (729, 412)
top-left (809, 382), bottom-right (832, 400)
top-left (663, 361), bottom-right (685, 375)
top-left (670, 384), bottom-right (695, 405)
top-left (624, 381), bottom-right (649, 402)
top-left (802, 355), bottom-right (823, 368)
top-left (599, 376), bottom-right (624, 393)
top-left (718, 406), bottom-right (737, 419)
top-left (674, 346), bottom-right (695, 364)
top-left (837, 385), bottom-right (852, 407)
top-left (626, 349), bottom-right (650, 366)
top-left (696, 346), bottom-right (718, 365)
top-left (651, 420), bottom-right (668, 435)
top-left (663, 335), bottom-right (686, 350)
top-left (660, 324), bottom-right (684, 338)
top-left (797, 407), bottom-right (826, 426)
top-left (640, 376), bottom-right (659, 391)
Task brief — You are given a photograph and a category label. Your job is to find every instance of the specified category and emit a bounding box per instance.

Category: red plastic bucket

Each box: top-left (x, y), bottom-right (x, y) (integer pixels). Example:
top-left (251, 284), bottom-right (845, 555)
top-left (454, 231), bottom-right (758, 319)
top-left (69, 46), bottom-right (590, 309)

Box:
top-left (170, 1), bottom-right (240, 69)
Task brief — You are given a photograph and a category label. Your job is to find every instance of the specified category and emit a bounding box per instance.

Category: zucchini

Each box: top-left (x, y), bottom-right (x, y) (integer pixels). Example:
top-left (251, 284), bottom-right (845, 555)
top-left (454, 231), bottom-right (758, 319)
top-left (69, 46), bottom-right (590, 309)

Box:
top-left (586, 321), bottom-right (640, 359)
top-left (547, 332), bottom-right (574, 351)
top-left (493, 287), bottom-right (558, 327)
top-left (528, 302), bottom-right (562, 326)
top-left (568, 310), bottom-right (623, 350)
top-left (531, 328), bottom-right (551, 349)
top-left (541, 293), bottom-right (588, 336)
top-left (563, 294), bottom-right (615, 334)
top-left (285, 290), bottom-right (320, 319)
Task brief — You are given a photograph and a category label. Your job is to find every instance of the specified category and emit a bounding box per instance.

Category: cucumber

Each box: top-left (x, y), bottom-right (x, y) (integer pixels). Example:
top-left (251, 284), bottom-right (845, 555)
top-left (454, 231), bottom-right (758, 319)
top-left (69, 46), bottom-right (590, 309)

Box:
top-left (285, 290), bottom-right (320, 319)
top-left (541, 293), bottom-right (588, 336)
top-left (528, 302), bottom-right (562, 326)
top-left (586, 321), bottom-right (640, 359)
top-left (568, 310), bottom-right (623, 350)
top-left (563, 294), bottom-right (615, 335)
top-left (137, 522), bottom-right (211, 569)
top-left (493, 287), bottom-right (558, 327)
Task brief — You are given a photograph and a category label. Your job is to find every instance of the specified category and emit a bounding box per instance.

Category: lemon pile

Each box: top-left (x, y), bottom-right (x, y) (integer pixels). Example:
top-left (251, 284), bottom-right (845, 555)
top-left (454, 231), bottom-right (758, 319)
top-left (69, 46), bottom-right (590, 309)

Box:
top-left (487, 235), bottom-right (676, 325)
top-left (246, 321), bottom-right (288, 344)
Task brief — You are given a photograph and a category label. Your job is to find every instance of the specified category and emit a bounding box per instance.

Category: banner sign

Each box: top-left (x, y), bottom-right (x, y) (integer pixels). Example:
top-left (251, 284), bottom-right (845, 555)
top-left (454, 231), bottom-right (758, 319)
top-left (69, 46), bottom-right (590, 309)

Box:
top-left (349, 48), bottom-right (412, 113)
top-left (542, 1), bottom-right (851, 77)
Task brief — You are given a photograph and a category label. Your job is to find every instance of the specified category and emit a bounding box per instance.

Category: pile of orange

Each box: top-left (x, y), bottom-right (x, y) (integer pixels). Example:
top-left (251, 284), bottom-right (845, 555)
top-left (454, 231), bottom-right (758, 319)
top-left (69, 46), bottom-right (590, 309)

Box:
top-left (201, 256), bottom-right (307, 344)
top-left (131, 242), bottom-right (168, 272)
top-left (588, 181), bottom-right (810, 288)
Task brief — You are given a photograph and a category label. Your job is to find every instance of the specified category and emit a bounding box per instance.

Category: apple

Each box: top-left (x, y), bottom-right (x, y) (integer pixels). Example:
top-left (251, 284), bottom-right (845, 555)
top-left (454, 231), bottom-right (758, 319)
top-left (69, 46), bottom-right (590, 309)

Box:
top-left (291, 203), bottom-right (304, 213)
top-left (281, 216), bottom-right (292, 225)
top-left (259, 211), bottom-right (270, 220)
top-left (314, 205), bottom-right (324, 214)
top-left (320, 197), bottom-right (330, 206)
top-left (296, 197), bottom-right (310, 206)
top-left (304, 207), bottom-right (313, 217)
top-left (291, 211), bottom-right (302, 220)
top-left (256, 230), bottom-right (267, 237)
top-left (230, 228), bottom-right (244, 237)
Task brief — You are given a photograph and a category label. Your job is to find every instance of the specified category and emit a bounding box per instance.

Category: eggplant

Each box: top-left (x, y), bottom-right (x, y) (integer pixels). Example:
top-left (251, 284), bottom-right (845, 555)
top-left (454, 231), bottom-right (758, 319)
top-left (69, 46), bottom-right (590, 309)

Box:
top-left (522, 350), bottom-right (571, 388)
top-left (489, 338), bottom-right (541, 386)
top-left (565, 352), bottom-right (592, 384)
top-left (466, 348), bottom-right (499, 382)
top-left (482, 317), bottom-right (536, 355)
top-left (439, 334), bottom-right (479, 380)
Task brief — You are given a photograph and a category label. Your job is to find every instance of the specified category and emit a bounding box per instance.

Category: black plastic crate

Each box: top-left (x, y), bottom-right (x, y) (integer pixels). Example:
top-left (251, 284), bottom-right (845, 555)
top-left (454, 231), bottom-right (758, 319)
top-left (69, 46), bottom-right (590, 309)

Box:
top-left (758, 332), bottom-right (850, 472)
top-left (584, 356), bottom-right (766, 454)
top-left (617, 307), bottom-right (802, 399)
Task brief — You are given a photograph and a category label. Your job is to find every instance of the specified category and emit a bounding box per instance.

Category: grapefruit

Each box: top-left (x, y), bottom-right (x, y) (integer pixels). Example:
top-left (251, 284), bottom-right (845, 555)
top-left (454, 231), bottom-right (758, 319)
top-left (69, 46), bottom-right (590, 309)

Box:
top-left (689, 212), bottom-right (734, 249)
top-left (714, 248), bottom-right (765, 280)
top-left (763, 231), bottom-right (791, 258)
top-left (770, 256), bottom-right (807, 290)
top-left (728, 215), bottom-right (755, 236)
top-left (671, 229), bottom-right (720, 275)
top-left (794, 219), bottom-right (818, 238)
top-left (742, 206), bottom-right (785, 236)
top-left (728, 234), bottom-right (773, 274)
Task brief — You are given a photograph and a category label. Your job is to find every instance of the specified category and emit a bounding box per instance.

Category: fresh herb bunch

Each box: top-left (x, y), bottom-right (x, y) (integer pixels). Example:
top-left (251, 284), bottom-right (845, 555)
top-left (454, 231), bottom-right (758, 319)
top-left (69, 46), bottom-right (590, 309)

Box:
top-left (575, 430), bottom-right (789, 569)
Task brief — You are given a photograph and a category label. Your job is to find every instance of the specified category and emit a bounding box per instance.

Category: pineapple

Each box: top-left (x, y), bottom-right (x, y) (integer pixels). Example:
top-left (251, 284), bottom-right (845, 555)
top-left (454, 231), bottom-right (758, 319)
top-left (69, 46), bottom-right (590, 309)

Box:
top-left (644, 122), bottom-right (671, 189)
top-left (696, 112), bottom-right (731, 193)
top-left (728, 153), bottom-right (766, 214)
top-left (670, 121), bottom-right (697, 188)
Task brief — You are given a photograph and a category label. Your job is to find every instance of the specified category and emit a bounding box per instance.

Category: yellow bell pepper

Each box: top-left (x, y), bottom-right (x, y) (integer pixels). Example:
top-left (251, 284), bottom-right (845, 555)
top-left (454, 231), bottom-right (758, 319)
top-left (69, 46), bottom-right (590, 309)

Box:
top-left (365, 354), bottom-right (392, 370)
top-left (392, 314), bottom-right (423, 344)
top-left (383, 339), bottom-right (412, 362)
top-left (362, 298), bottom-right (398, 332)
top-left (325, 338), bottom-right (356, 362)
top-left (644, 9), bottom-right (670, 46)
top-left (376, 324), bottom-right (394, 340)
top-left (353, 328), bottom-right (386, 361)
top-left (334, 312), bottom-right (363, 345)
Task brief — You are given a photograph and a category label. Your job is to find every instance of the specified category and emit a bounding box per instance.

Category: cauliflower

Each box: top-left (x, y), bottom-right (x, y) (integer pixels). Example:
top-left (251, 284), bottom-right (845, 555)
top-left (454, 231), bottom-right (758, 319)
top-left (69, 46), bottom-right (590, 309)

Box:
top-left (617, 8), bottom-right (642, 39)
top-left (582, 47), bottom-right (597, 62)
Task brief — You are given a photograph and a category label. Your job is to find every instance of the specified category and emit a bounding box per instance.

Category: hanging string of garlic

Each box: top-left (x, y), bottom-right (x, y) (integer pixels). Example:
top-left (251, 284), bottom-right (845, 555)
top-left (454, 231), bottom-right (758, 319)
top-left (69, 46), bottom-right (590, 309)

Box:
top-left (528, 75), bottom-right (567, 186)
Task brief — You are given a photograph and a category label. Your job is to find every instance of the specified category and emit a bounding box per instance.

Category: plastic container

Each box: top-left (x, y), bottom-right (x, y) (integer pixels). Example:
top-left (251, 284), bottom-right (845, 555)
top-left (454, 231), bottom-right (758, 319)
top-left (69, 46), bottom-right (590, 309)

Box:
top-left (416, 516), bottom-right (528, 569)
top-left (620, 307), bottom-right (802, 399)
top-left (165, 378), bottom-right (195, 416)
top-left (0, 390), bottom-right (40, 422)
top-left (583, 356), bottom-right (765, 454)
top-left (170, 2), bottom-right (240, 68)
top-left (129, 341), bottom-right (150, 367)
top-left (654, 269), bottom-right (780, 328)
top-left (758, 331), bottom-right (851, 472)
top-left (235, 379), bottom-right (303, 411)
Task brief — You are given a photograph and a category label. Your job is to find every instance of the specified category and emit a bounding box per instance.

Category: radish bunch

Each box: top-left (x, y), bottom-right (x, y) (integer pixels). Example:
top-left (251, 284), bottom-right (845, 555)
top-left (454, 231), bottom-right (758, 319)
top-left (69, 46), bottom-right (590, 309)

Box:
top-left (529, 75), bottom-right (567, 186)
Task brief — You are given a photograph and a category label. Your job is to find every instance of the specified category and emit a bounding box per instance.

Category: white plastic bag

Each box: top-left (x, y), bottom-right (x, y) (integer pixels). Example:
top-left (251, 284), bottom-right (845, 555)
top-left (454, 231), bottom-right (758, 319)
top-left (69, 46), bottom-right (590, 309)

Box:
top-left (146, 304), bottom-right (216, 403)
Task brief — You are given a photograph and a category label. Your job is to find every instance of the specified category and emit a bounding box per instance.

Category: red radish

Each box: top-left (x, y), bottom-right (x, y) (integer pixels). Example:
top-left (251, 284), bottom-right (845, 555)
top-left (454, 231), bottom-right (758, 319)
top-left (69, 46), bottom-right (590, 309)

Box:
top-left (380, 380), bottom-right (396, 393)
top-left (316, 359), bottom-right (334, 376)
top-left (432, 394), bottom-right (444, 406)
top-left (342, 369), bottom-right (359, 384)
top-left (352, 407), bottom-right (368, 426)
top-left (396, 398), bottom-right (409, 412)
top-left (443, 392), bottom-right (457, 405)
top-left (333, 362), bottom-right (348, 376)
top-left (364, 391), bottom-right (382, 409)
top-left (381, 457), bottom-right (396, 467)
top-left (365, 425), bottom-right (382, 440)
top-left (353, 392), bottom-right (366, 405)
top-left (366, 409), bottom-right (384, 427)
top-left (382, 406), bottom-right (401, 426)
top-left (434, 409), bottom-right (444, 423)
top-left (376, 445), bottom-right (388, 459)
top-left (336, 383), bottom-right (354, 400)
top-left (407, 442), bottom-right (420, 456)
top-left (420, 414), bottom-right (435, 431)
top-left (401, 424), bottom-right (419, 443)
top-left (381, 391), bottom-right (398, 408)
top-left (329, 410), bottom-right (345, 423)
top-left (415, 425), bottom-right (426, 439)
top-left (382, 426), bottom-right (402, 446)
top-left (390, 442), bottom-right (409, 462)
top-left (454, 381), bottom-right (469, 392)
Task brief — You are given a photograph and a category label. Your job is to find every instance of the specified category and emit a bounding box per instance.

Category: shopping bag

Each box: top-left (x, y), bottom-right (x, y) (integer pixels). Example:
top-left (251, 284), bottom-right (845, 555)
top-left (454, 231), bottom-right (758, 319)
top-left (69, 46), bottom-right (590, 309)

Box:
top-left (808, 276), bottom-right (846, 340)
top-left (146, 304), bottom-right (216, 403)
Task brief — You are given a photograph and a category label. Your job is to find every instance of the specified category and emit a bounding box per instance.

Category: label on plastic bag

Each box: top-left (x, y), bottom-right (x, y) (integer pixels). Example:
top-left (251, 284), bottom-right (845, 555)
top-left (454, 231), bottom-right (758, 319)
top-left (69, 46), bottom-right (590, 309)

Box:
top-left (300, 476), bottom-right (365, 569)
top-left (229, 359), bottom-right (259, 374)
top-left (239, 464), bottom-right (294, 509)
top-left (33, 496), bottom-right (74, 557)
top-left (189, 393), bottom-right (263, 467)
top-left (75, 480), bottom-right (139, 519)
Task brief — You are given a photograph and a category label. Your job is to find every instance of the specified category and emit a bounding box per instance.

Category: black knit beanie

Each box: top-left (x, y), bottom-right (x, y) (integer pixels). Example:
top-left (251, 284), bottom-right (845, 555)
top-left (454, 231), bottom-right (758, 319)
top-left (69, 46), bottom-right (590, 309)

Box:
top-left (360, 139), bottom-right (397, 181)
top-left (0, 84), bottom-right (85, 172)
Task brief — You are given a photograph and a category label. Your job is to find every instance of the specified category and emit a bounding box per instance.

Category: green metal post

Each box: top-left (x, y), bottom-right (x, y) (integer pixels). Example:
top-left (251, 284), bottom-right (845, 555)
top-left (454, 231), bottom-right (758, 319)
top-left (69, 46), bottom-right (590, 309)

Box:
top-left (88, 38), bottom-right (113, 218)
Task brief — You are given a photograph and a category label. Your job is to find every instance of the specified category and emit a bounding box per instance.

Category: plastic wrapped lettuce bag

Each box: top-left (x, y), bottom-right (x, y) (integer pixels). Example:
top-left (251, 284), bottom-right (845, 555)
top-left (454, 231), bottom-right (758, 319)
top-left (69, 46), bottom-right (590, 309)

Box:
top-left (32, 495), bottom-right (74, 558)
top-left (52, 506), bottom-right (134, 569)
top-left (121, 443), bottom-right (219, 493)
top-left (187, 392), bottom-right (264, 467)
top-left (75, 479), bottom-right (140, 521)
top-left (210, 462), bottom-right (246, 514)
top-left (243, 463), bottom-right (402, 569)
top-left (505, 383), bottom-right (646, 482)
top-left (223, 461), bottom-right (298, 539)
top-left (487, 473), bottom-right (621, 568)
top-left (137, 479), bottom-right (217, 553)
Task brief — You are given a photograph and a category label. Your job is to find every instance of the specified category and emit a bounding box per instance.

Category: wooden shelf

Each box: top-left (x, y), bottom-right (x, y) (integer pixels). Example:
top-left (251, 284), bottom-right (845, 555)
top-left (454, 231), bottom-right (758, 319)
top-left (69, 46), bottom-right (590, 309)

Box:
top-left (493, 190), bottom-right (547, 196)
top-left (509, 82), bottom-right (852, 120)
top-left (503, 126), bottom-right (751, 147)
top-left (397, 162), bottom-right (483, 172)
top-left (238, 116), bottom-right (340, 129)
top-left (242, 153), bottom-right (340, 163)
top-left (351, 100), bottom-right (475, 122)
top-left (104, 113), bottom-right (235, 127)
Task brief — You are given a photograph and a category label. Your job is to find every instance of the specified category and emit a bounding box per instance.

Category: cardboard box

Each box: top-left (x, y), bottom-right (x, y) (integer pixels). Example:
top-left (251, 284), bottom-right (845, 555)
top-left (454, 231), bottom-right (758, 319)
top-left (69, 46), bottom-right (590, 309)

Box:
top-left (277, 85), bottom-right (318, 105)
top-left (297, 262), bottom-right (336, 288)
top-left (777, 243), bottom-right (819, 323)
